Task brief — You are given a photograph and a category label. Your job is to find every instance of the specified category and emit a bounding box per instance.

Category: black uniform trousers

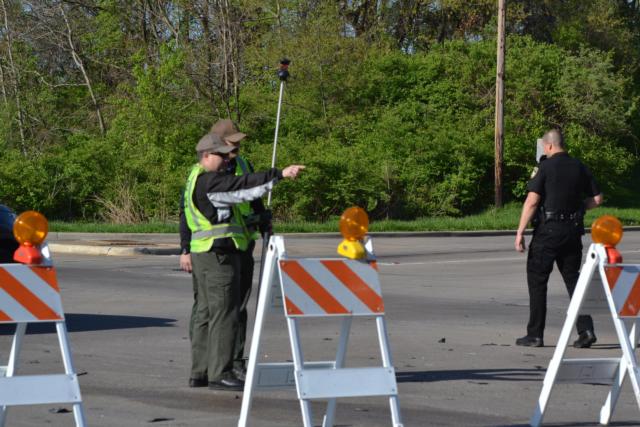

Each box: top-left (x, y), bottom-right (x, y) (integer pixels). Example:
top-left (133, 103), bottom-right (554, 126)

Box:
top-left (526, 220), bottom-right (594, 339)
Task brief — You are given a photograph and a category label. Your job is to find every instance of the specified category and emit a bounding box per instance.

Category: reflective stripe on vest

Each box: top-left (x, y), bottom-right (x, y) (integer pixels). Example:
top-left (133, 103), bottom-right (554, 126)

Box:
top-left (235, 156), bottom-right (260, 242)
top-left (192, 226), bottom-right (245, 240)
top-left (184, 164), bottom-right (248, 252)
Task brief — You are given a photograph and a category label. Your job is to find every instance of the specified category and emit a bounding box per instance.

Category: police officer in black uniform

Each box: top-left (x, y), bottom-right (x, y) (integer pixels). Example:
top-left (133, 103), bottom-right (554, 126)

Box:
top-left (514, 129), bottom-right (603, 348)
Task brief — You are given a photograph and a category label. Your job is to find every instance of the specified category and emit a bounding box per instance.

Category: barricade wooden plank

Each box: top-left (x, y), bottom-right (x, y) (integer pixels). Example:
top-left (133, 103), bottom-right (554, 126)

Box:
top-left (0, 265), bottom-right (64, 323)
top-left (295, 367), bottom-right (397, 399)
top-left (320, 260), bottom-right (384, 313)
top-left (280, 260), bottom-right (349, 316)
top-left (253, 362), bottom-right (336, 390)
top-left (0, 268), bottom-right (60, 321)
top-left (0, 374), bottom-right (81, 405)
top-left (280, 258), bottom-right (383, 317)
top-left (605, 265), bottom-right (640, 317)
top-left (556, 358), bottom-right (620, 384)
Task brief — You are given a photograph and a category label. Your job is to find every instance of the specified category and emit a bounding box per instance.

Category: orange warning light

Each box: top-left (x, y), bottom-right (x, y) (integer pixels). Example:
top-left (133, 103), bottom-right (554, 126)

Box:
top-left (337, 207), bottom-right (368, 260)
top-left (13, 211), bottom-right (49, 246)
top-left (591, 215), bottom-right (623, 247)
top-left (339, 207), bottom-right (369, 242)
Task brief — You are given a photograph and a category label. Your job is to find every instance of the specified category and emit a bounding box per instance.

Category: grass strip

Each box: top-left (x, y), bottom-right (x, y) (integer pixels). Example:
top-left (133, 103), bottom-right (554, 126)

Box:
top-left (49, 205), bottom-right (640, 234)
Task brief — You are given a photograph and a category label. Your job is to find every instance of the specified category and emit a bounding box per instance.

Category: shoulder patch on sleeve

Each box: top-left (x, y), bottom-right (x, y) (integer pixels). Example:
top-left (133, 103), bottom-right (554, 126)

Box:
top-left (530, 166), bottom-right (539, 179)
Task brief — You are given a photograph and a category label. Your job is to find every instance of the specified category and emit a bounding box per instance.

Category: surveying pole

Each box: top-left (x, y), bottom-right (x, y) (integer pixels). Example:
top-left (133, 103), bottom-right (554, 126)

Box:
top-left (267, 58), bottom-right (290, 206)
top-left (257, 59), bottom-right (290, 312)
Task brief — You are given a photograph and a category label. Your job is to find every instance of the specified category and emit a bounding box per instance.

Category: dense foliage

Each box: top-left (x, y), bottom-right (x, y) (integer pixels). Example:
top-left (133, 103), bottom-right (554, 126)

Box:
top-left (0, 1), bottom-right (638, 221)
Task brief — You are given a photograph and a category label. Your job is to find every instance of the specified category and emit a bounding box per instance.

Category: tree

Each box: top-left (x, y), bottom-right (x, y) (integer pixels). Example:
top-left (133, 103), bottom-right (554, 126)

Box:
top-left (0, 0), bottom-right (26, 152)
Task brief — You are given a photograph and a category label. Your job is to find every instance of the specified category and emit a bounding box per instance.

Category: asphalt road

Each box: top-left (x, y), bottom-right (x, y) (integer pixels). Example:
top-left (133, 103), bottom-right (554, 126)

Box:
top-left (3, 232), bottom-right (640, 427)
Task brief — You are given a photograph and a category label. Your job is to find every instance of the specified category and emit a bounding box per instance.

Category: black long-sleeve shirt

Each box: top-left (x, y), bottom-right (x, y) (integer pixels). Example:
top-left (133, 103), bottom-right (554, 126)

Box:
top-left (179, 165), bottom-right (281, 253)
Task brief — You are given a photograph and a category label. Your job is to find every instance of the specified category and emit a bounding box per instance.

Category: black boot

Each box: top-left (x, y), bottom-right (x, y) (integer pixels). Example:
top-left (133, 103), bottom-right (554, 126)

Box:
top-left (516, 335), bottom-right (544, 347)
top-left (573, 330), bottom-right (597, 348)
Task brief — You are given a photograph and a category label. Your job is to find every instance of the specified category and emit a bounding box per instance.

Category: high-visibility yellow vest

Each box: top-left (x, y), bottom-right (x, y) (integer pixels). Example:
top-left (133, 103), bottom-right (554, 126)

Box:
top-left (235, 156), bottom-right (260, 242)
top-left (184, 164), bottom-right (249, 253)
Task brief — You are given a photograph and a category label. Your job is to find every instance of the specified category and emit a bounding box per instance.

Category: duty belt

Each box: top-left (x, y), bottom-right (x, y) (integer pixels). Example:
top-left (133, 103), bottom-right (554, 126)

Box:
top-left (544, 211), bottom-right (580, 222)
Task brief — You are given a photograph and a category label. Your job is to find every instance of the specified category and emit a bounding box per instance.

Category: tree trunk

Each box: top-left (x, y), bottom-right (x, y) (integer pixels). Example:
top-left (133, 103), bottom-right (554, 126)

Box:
top-left (225, 0), bottom-right (241, 123)
top-left (494, 0), bottom-right (506, 208)
top-left (196, 5), bottom-right (221, 118)
top-left (0, 62), bottom-right (8, 107)
top-left (0, 0), bottom-right (26, 153)
top-left (140, 0), bottom-right (149, 46)
top-left (155, 0), bottom-right (180, 45)
top-left (218, 0), bottom-right (231, 118)
top-left (59, 3), bottom-right (106, 136)
top-left (216, 0), bottom-right (242, 122)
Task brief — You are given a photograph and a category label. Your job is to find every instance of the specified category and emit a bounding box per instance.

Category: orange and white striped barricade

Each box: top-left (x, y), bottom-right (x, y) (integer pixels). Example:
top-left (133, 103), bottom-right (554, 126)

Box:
top-left (0, 245), bottom-right (86, 427)
top-left (531, 243), bottom-right (640, 426)
top-left (238, 235), bottom-right (403, 427)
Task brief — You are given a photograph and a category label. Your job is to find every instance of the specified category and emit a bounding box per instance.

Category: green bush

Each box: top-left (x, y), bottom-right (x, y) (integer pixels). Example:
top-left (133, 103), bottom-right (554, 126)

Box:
top-left (244, 36), bottom-right (634, 219)
top-left (0, 35), bottom-right (635, 221)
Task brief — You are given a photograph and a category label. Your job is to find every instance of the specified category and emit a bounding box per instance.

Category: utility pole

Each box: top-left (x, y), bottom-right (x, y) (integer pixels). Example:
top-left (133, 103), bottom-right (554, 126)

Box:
top-left (494, 0), bottom-right (505, 208)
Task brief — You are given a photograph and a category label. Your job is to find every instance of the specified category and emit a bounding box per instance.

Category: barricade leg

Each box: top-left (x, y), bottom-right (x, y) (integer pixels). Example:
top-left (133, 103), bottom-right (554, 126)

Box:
top-left (375, 316), bottom-right (403, 427)
top-left (238, 241), bottom-right (279, 427)
top-left (322, 317), bottom-right (352, 427)
top-left (56, 322), bottom-right (86, 427)
top-left (0, 323), bottom-right (26, 427)
top-left (612, 317), bottom-right (640, 411)
top-left (530, 252), bottom-right (597, 427)
top-left (287, 317), bottom-right (314, 427)
top-left (600, 320), bottom-right (636, 425)
top-left (530, 314), bottom-right (575, 427)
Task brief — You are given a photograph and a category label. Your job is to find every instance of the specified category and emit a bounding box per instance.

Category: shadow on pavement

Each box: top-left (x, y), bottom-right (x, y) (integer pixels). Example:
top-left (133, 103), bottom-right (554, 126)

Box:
top-left (498, 423), bottom-right (639, 427)
top-left (0, 313), bottom-right (176, 335)
top-left (396, 368), bottom-right (544, 383)
top-left (589, 343), bottom-right (623, 350)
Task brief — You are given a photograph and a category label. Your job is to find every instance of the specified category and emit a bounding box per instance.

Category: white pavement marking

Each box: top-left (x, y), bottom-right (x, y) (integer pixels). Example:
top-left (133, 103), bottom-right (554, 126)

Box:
top-left (379, 256), bottom-right (522, 266)
top-left (379, 249), bottom-right (640, 267)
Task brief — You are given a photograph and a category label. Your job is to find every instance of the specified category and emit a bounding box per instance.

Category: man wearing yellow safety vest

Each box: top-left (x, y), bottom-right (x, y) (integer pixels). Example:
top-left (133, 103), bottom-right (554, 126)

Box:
top-left (179, 132), bottom-right (304, 391)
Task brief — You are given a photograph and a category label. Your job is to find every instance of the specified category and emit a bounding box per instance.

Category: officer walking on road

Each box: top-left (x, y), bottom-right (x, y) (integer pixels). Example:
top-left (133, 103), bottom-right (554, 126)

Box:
top-left (179, 132), bottom-right (304, 390)
top-left (514, 129), bottom-right (603, 348)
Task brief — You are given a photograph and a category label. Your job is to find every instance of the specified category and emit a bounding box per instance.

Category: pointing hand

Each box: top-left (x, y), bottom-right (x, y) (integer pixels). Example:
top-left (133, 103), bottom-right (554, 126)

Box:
top-left (282, 165), bottom-right (306, 179)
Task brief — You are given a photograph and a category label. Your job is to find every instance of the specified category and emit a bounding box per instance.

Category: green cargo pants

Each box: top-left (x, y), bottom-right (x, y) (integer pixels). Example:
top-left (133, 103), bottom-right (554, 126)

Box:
top-left (189, 250), bottom-right (241, 382)
top-left (233, 241), bottom-right (255, 371)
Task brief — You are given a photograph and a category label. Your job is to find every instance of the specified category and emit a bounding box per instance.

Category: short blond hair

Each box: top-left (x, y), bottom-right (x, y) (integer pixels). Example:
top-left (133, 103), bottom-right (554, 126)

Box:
top-left (543, 129), bottom-right (564, 148)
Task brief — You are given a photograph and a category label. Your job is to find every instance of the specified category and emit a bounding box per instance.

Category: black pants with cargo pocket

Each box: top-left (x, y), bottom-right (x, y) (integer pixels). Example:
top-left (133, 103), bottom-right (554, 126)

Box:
top-left (526, 221), bottom-right (594, 339)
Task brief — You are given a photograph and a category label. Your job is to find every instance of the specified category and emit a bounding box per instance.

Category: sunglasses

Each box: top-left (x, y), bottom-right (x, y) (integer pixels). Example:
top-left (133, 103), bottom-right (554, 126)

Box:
top-left (208, 149), bottom-right (238, 159)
